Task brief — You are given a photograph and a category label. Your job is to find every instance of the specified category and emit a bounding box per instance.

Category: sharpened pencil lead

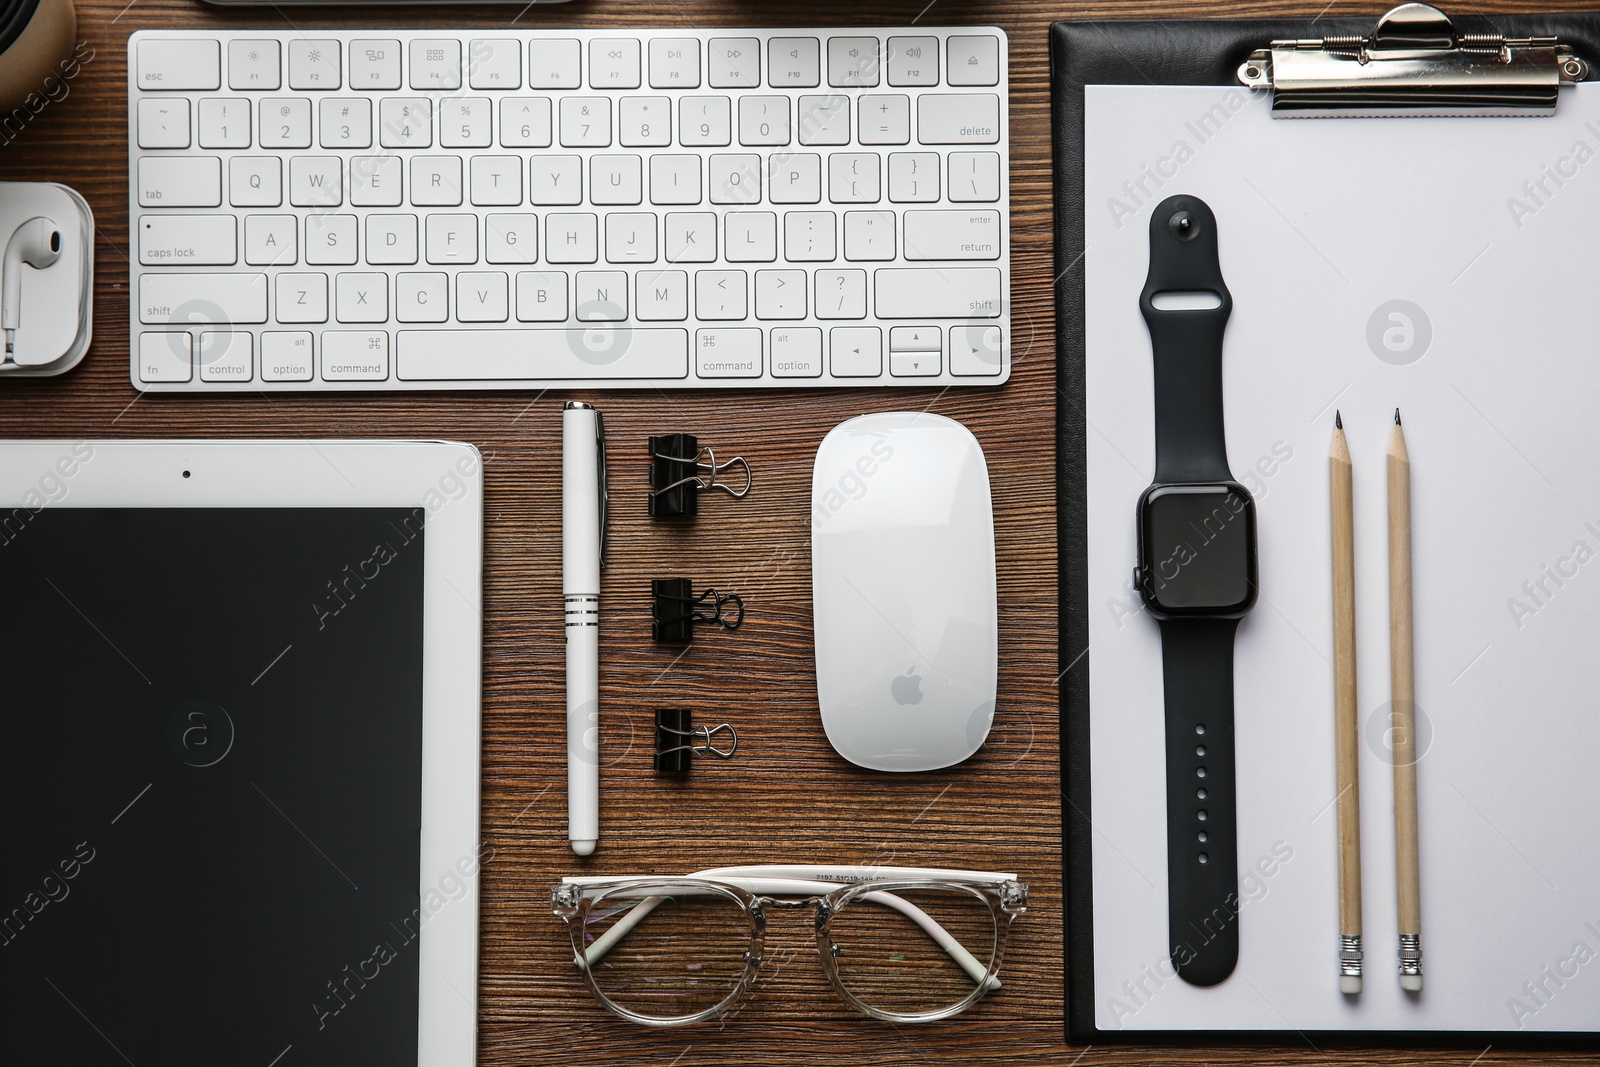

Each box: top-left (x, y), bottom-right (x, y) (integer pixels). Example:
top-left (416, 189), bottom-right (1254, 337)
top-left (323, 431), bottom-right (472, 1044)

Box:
top-left (1335, 410), bottom-right (1343, 430)
top-left (1394, 408), bottom-right (1402, 426)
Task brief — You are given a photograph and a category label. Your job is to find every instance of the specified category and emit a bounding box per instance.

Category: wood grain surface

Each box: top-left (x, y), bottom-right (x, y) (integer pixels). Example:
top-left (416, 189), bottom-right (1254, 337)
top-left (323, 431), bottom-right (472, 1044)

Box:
top-left (1, 0), bottom-right (1594, 1063)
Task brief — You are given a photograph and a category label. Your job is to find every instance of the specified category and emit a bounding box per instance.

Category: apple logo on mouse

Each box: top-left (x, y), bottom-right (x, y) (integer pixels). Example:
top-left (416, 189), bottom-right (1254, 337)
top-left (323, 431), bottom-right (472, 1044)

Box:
top-left (891, 667), bottom-right (924, 706)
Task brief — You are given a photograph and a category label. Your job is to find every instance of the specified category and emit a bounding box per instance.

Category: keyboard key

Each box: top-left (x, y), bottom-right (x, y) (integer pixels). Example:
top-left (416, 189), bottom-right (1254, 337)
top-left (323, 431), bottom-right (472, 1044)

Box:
top-left (680, 97), bottom-right (731, 146)
top-left (139, 332), bottom-right (193, 382)
top-left (708, 38), bottom-right (759, 88)
top-left (515, 272), bottom-right (568, 321)
top-left (619, 97), bottom-right (671, 147)
top-left (320, 98), bottom-right (372, 148)
top-left (336, 272), bottom-right (388, 323)
top-left (321, 331), bottom-right (390, 380)
top-left (229, 40), bottom-right (280, 90)
top-left (889, 325), bottom-right (941, 377)
top-left (828, 153), bottom-right (879, 203)
top-left (815, 268), bottom-right (866, 318)
top-left (797, 95), bottom-right (850, 145)
top-left (696, 328), bottom-right (761, 377)
top-left (138, 38), bottom-right (220, 91)
top-left (947, 35), bottom-right (1000, 87)
top-left (829, 326), bottom-right (881, 376)
top-left (138, 99), bottom-right (190, 149)
top-left (528, 39), bottom-right (581, 89)
top-left (768, 154), bottom-right (821, 204)
top-left (198, 331), bottom-right (253, 382)
top-left (486, 214), bottom-right (537, 263)
top-left (441, 98), bottom-right (492, 147)
top-left (546, 213), bottom-right (598, 263)
top-left (411, 156), bottom-right (464, 206)
top-left (948, 151), bottom-right (1002, 202)
top-left (378, 99), bottom-right (431, 148)
top-left (305, 214), bottom-right (358, 265)
top-left (261, 331), bottom-right (314, 381)
top-left (590, 40), bottom-right (642, 89)
top-left (844, 210), bottom-right (894, 261)
top-left (917, 93), bottom-right (1000, 144)
top-left (349, 40), bottom-right (402, 89)
top-left (886, 36), bottom-right (938, 87)
top-left (139, 273), bottom-right (267, 324)
top-left (501, 98), bottom-right (553, 147)
top-left (288, 40), bottom-right (341, 90)
top-left (397, 272), bottom-right (449, 322)
top-left (725, 211), bottom-right (776, 262)
top-left (397, 328), bottom-right (689, 380)
top-left (197, 99), bottom-right (249, 148)
top-left (411, 40), bottom-right (463, 90)
top-left (709, 155), bottom-right (761, 204)
top-left (469, 39), bottom-right (521, 89)
top-left (695, 270), bottom-right (746, 319)
top-left (426, 213), bottom-right (477, 263)
top-left (665, 213), bottom-right (716, 262)
top-left (245, 214), bottom-right (297, 265)
top-left (229, 157), bottom-right (280, 207)
top-left (277, 272), bottom-right (329, 322)
top-left (636, 270), bottom-right (688, 320)
top-left (827, 37), bottom-right (879, 87)
top-left (261, 98), bottom-right (313, 148)
top-left (290, 156), bottom-right (342, 206)
top-left (531, 156), bottom-right (583, 206)
top-left (139, 157), bottom-right (221, 208)
top-left (366, 214), bottom-right (418, 264)
top-left (139, 214), bottom-right (236, 266)
top-left (560, 97), bottom-right (611, 147)
top-left (771, 327), bottom-right (823, 377)
top-left (755, 269), bottom-right (805, 319)
top-left (875, 266), bottom-right (1001, 318)
top-left (890, 348), bottom-right (940, 377)
top-left (951, 324), bottom-right (1002, 376)
top-left (888, 152), bottom-right (939, 202)
top-left (903, 209), bottom-right (1000, 260)
top-left (768, 38), bottom-right (820, 87)
top-left (649, 155), bottom-right (701, 205)
top-left (591, 155), bottom-right (643, 205)
top-left (470, 156), bottom-right (523, 205)
top-left (605, 212), bottom-right (657, 263)
top-left (350, 155), bottom-right (403, 206)
top-left (457, 272), bottom-right (510, 322)
top-left (575, 270), bottom-right (627, 319)
top-left (858, 95), bottom-right (910, 144)
top-left (738, 96), bottom-right (790, 146)
top-left (784, 210), bottom-right (836, 261)
top-left (649, 39), bottom-right (700, 88)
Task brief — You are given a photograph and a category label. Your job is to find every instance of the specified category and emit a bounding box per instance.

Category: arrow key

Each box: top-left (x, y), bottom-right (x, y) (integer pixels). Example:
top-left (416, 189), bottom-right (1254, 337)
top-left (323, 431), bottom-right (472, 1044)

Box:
top-left (889, 325), bottom-right (940, 352)
top-left (829, 326), bottom-right (881, 378)
top-left (890, 350), bottom-right (940, 377)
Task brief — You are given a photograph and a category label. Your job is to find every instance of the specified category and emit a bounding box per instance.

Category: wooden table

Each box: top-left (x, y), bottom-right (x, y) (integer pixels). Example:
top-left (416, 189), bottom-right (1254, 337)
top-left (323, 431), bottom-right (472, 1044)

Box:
top-left (2, 0), bottom-right (1589, 1063)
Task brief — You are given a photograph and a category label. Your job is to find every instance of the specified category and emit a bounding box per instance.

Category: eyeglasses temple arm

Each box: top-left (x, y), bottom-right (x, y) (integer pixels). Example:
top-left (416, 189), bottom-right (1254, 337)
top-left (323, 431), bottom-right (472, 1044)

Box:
top-left (857, 889), bottom-right (1001, 991)
top-left (575, 894), bottom-right (670, 970)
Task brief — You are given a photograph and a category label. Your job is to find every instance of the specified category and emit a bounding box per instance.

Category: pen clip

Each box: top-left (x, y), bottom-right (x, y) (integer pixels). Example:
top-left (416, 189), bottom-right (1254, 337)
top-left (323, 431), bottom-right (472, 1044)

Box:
top-left (595, 409), bottom-right (608, 567)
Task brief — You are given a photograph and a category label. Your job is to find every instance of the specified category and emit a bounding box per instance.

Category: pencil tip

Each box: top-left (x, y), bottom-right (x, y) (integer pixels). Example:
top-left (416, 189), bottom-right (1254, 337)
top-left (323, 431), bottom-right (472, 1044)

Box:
top-left (1334, 410), bottom-right (1342, 430)
top-left (1394, 408), bottom-right (1402, 426)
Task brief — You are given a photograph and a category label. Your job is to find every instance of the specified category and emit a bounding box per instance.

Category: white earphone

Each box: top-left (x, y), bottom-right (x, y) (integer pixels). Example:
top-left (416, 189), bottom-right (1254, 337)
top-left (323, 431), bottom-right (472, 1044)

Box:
top-left (2, 216), bottom-right (62, 357)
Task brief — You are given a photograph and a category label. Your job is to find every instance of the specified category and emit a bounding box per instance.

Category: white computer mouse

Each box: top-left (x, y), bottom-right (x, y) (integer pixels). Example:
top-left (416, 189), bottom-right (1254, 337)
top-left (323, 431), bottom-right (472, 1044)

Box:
top-left (811, 411), bottom-right (998, 772)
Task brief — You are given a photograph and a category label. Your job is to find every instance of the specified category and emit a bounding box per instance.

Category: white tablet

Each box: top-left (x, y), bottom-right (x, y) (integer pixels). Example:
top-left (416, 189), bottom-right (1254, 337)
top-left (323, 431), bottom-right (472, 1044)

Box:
top-left (0, 440), bottom-right (480, 1067)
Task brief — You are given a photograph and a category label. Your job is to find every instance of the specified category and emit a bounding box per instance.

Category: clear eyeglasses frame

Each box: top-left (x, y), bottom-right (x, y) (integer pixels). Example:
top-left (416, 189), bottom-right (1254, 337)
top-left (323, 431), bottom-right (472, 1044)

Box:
top-left (550, 864), bottom-right (1028, 1027)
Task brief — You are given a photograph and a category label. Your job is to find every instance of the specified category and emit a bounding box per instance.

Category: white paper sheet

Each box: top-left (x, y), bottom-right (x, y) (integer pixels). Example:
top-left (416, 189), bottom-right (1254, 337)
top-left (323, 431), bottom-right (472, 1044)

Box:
top-left (1084, 83), bottom-right (1600, 1033)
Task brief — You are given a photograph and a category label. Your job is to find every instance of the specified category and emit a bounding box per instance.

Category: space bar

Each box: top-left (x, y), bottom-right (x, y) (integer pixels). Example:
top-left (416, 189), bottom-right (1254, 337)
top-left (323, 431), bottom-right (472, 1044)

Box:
top-left (397, 328), bottom-right (689, 381)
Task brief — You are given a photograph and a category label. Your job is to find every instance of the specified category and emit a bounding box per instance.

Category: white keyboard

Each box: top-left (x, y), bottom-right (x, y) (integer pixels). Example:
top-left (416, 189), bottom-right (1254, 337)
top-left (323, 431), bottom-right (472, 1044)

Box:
top-left (127, 29), bottom-right (1010, 392)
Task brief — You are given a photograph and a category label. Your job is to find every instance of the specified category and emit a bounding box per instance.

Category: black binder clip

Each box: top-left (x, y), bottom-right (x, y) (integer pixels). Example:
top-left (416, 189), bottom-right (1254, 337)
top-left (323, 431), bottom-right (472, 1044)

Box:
top-left (654, 708), bottom-right (738, 772)
top-left (648, 433), bottom-right (753, 518)
top-left (651, 578), bottom-right (744, 643)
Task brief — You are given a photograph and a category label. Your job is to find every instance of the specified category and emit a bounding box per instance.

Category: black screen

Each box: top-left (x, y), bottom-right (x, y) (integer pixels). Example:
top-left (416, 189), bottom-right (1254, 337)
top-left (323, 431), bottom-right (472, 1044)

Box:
top-left (1142, 486), bottom-right (1255, 613)
top-left (0, 508), bottom-right (425, 1066)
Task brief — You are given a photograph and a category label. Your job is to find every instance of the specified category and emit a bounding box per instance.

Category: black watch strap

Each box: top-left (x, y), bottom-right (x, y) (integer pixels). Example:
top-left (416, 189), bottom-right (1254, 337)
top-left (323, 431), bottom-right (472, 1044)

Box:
top-left (1140, 195), bottom-right (1234, 484)
top-left (1159, 616), bottom-right (1240, 987)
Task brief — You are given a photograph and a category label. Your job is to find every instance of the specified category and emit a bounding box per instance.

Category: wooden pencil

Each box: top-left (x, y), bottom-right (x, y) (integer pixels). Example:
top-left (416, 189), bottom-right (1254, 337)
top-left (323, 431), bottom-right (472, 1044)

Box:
top-left (1388, 409), bottom-right (1423, 992)
top-left (1330, 412), bottom-right (1363, 994)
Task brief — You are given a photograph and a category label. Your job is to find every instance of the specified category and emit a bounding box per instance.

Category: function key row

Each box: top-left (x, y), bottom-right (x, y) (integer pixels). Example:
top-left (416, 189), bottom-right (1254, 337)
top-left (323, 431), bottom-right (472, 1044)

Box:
top-left (136, 35), bottom-right (1001, 94)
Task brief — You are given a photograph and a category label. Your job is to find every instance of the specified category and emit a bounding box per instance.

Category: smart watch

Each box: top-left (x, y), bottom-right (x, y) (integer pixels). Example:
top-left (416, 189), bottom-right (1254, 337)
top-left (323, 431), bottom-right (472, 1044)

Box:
top-left (1134, 194), bottom-right (1257, 988)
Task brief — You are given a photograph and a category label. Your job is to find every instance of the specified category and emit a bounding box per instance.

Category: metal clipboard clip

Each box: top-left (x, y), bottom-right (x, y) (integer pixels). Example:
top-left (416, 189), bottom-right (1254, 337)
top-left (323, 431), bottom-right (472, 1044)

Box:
top-left (1237, 3), bottom-right (1588, 117)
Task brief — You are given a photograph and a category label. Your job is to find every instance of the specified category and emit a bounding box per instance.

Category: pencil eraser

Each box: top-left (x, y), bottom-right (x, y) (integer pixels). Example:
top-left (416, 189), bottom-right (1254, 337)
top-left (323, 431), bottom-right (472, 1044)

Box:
top-left (1340, 976), bottom-right (1362, 995)
top-left (1400, 974), bottom-right (1423, 993)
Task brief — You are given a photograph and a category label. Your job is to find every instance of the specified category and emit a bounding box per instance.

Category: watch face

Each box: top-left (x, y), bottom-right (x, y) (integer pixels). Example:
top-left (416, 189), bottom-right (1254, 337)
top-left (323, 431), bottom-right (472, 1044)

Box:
top-left (1137, 483), bottom-right (1259, 617)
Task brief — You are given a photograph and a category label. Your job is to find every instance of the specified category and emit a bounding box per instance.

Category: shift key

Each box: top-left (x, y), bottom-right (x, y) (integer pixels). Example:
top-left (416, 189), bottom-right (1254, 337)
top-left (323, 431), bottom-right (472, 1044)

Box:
top-left (139, 273), bottom-right (267, 324)
top-left (874, 267), bottom-right (1001, 319)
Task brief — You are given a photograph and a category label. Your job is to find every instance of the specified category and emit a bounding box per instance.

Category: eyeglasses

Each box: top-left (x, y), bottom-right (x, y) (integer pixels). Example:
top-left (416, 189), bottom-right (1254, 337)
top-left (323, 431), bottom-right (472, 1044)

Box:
top-left (550, 864), bottom-right (1028, 1027)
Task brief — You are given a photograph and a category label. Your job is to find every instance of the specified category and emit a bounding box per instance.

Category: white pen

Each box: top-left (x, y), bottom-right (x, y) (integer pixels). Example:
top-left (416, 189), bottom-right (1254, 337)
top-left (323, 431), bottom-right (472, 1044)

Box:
top-left (563, 401), bottom-right (605, 856)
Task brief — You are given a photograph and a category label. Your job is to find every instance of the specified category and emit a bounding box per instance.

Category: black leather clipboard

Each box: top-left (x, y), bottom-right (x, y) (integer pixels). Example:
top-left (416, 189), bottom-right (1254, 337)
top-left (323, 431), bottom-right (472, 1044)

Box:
top-left (1051, 11), bottom-right (1600, 1045)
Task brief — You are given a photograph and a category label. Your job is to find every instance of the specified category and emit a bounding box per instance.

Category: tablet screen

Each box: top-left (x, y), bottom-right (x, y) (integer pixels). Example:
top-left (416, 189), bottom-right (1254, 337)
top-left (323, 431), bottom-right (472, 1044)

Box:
top-left (0, 507), bottom-right (426, 1066)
